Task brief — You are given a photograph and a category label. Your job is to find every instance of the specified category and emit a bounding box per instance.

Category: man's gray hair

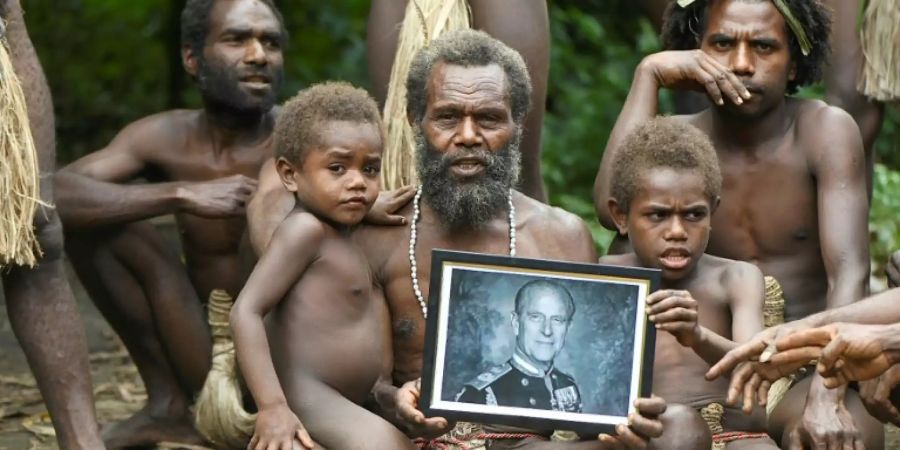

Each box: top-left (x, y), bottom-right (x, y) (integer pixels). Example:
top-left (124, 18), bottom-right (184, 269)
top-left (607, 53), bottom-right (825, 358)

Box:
top-left (405, 29), bottom-right (532, 125)
top-left (514, 279), bottom-right (576, 322)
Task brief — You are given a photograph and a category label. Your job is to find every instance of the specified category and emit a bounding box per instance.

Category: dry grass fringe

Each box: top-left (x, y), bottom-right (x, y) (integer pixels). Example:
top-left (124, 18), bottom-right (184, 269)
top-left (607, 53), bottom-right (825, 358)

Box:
top-left (194, 290), bottom-right (255, 450)
top-left (858, 0), bottom-right (900, 101)
top-left (762, 276), bottom-right (793, 417)
top-left (380, 0), bottom-right (470, 190)
top-left (0, 34), bottom-right (43, 268)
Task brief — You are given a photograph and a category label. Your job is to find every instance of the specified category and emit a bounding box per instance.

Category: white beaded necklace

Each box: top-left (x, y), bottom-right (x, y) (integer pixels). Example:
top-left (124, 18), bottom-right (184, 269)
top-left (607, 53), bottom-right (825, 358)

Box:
top-left (409, 186), bottom-right (516, 318)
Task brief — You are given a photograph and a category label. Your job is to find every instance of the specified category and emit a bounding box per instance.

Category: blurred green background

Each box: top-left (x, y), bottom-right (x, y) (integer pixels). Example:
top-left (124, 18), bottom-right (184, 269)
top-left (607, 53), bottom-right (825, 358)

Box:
top-left (23, 0), bottom-right (899, 276)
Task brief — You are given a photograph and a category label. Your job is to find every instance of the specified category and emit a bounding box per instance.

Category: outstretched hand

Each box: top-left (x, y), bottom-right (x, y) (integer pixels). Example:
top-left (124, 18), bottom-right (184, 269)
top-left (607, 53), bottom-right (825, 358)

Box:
top-left (365, 186), bottom-right (416, 226)
top-left (706, 323), bottom-right (815, 412)
top-left (597, 396), bottom-right (666, 449)
top-left (394, 379), bottom-right (452, 439)
top-left (772, 322), bottom-right (896, 387)
top-left (250, 403), bottom-right (315, 450)
top-left (706, 322), bottom-right (813, 380)
top-left (641, 50), bottom-right (752, 107)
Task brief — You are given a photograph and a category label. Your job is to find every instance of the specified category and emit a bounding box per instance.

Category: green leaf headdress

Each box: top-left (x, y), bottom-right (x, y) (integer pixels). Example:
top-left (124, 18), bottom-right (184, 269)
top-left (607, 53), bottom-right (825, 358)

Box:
top-left (677, 0), bottom-right (812, 56)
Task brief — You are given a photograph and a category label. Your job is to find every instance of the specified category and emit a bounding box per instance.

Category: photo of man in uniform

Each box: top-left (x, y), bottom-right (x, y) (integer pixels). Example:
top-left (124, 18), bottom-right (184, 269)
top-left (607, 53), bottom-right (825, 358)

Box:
top-left (455, 280), bottom-right (582, 413)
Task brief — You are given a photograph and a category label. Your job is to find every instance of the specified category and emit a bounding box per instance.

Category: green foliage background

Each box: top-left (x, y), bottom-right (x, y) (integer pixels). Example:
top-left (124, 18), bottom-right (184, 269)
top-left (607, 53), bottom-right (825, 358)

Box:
top-left (24, 0), bottom-right (899, 265)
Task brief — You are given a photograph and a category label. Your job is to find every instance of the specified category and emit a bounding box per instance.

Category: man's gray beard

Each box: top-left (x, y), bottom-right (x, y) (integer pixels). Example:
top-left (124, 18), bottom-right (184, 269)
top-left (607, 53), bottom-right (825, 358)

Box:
top-left (415, 128), bottom-right (521, 231)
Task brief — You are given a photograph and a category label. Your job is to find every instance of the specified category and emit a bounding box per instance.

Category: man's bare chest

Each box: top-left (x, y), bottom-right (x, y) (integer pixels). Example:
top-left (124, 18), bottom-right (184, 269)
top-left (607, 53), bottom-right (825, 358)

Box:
top-left (709, 149), bottom-right (818, 259)
top-left (150, 143), bottom-right (270, 182)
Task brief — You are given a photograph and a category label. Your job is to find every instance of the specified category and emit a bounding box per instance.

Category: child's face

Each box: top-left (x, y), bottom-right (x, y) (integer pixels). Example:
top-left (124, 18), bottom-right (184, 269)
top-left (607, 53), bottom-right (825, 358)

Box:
top-left (279, 120), bottom-right (382, 226)
top-left (615, 168), bottom-right (715, 281)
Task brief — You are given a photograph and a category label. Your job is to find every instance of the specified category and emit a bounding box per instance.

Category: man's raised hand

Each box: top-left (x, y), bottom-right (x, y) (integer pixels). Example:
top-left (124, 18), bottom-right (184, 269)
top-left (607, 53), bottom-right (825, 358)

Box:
top-left (640, 50), bottom-right (752, 107)
top-left (394, 378), bottom-right (452, 439)
top-left (178, 174), bottom-right (258, 218)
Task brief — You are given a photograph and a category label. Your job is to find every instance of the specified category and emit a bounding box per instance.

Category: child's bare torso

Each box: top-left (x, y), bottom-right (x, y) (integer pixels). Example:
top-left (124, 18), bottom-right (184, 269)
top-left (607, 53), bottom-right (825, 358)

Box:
top-left (602, 254), bottom-right (734, 406)
top-left (266, 230), bottom-right (383, 405)
top-left (652, 257), bottom-right (733, 408)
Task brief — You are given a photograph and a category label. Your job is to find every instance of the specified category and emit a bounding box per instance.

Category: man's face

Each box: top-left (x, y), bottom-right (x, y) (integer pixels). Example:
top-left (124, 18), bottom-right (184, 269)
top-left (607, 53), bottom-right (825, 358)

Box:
top-left (416, 62), bottom-right (520, 230)
top-left (196, 0), bottom-right (285, 114)
top-left (700, 0), bottom-right (793, 117)
top-left (512, 290), bottom-right (572, 365)
top-left (617, 168), bottom-right (713, 282)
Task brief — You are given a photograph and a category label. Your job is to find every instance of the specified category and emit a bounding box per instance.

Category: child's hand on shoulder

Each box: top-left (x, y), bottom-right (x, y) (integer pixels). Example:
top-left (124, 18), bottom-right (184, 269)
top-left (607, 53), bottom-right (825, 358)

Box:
top-left (252, 403), bottom-right (316, 450)
top-left (365, 186), bottom-right (416, 226)
top-left (646, 289), bottom-right (700, 347)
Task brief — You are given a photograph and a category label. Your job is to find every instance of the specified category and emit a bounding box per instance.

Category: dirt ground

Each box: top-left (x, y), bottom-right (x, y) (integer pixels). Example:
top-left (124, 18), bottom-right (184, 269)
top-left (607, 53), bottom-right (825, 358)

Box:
top-left (0, 263), bottom-right (212, 450)
top-left (0, 263), bottom-right (898, 449)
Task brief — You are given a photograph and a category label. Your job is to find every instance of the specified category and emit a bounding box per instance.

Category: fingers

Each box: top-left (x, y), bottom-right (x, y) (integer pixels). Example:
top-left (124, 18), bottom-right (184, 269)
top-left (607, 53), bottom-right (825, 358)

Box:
top-left (693, 56), bottom-right (725, 106)
top-left (787, 428), bottom-right (804, 450)
top-left (597, 433), bottom-right (626, 450)
top-left (703, 53), bottom-right (752, 102)
top-left (633, 396), bottom-right (667, 417)
top-left (820, 373), bottom-right (847, 389)
top-left (725, 362), bottom-right (754, 406)
top-left (626, 411), bottom-right (664, 439)
top-left (742, 372), bottom-right (763, 414)
top-left (249, 433), bottom-right (259, 450)
top-left (396, 380), bottom-right (425, 425)
top-left (296, 429), bottom-right (315, 449)
top-left (389, 185), bottom-right (417, 207)
top-left (757, 379), bottom-right (771, 407)
top-left (775, 328), bottom-right (833, 352)
top-left (697, 56), bottom-right (744, 106)
top-left (645, 289), bottom-right (687, 304)
top-left (868, 377), bottom-right (900, 424)
top-left (706, 339), bottom-right (767, 380)
top-left (422, 416), bottom-right (451, 434)
top-left (646, 294), bottom-right (696, 318)
top-left (818, 336), bottom-right (849, 372)
top-left (768, 346), bottom-right (823, 368)
top-left (613, 422), bottom-right (649, 449)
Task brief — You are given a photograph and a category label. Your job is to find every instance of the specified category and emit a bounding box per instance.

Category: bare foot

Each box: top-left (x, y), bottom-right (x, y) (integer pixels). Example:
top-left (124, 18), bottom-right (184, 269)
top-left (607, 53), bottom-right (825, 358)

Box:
top-left (101, 408), bottom-right (206, 450)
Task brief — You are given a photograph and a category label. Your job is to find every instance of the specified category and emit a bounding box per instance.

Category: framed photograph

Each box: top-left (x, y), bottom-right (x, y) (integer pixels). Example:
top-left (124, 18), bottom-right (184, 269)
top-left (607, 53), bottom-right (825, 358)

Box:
top-left (419, 250), bottom-right (660, 436)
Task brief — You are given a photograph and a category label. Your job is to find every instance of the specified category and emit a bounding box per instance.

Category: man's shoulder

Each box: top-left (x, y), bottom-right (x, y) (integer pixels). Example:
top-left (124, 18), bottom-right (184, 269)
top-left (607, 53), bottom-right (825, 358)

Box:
top-left (517, 192), bottom-right (588, 235)
top-left (126, 109), bottom-right (199, 132)
top-left (464, 362), bottom-right (513, 390)
top-left (116, 109), bottom-right (200, 150)
top-left (792, 99), bottom-right (859, 144)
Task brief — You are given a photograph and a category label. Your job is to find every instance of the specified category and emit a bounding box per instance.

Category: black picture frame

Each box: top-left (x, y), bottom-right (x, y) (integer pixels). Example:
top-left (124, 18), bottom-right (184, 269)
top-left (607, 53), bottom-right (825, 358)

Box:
top-left (419, 249), bottom-right (660, 436)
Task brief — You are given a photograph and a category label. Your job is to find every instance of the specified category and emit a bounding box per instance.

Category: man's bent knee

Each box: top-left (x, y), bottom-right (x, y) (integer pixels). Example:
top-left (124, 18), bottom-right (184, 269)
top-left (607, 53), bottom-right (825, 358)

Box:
top-left (653, 403), bottom-right (712, 450)
top-left (32, 208), bottom-right (65, 263)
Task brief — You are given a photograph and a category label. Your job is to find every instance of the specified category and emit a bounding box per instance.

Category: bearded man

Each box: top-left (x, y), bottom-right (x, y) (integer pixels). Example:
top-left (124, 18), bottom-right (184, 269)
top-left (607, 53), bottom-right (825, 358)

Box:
top-left (54, 0), bottom-right (285, 447)
top-left (250, 29), bottom-right (711, 450)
